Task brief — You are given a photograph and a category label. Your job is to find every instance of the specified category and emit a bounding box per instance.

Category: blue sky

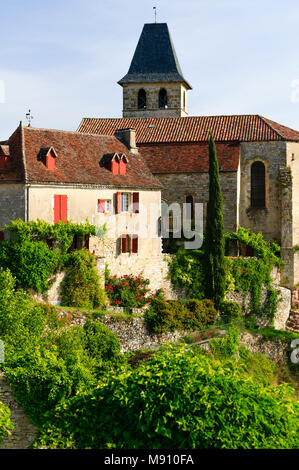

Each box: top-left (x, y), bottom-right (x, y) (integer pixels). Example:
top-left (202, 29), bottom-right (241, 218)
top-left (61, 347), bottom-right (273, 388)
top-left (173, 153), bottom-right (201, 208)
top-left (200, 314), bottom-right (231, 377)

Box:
top-left (1, 0), bottom-right (299, 139)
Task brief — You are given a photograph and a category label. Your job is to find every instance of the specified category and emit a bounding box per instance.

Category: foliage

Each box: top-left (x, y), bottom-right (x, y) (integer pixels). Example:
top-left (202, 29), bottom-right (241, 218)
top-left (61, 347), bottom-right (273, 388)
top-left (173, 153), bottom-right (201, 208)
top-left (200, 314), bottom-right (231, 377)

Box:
top-left (168, 248), bottom-right (205, 299)
top-left (105, 273), bottom-right (161, 308)
top-left (218, 300), bottom-right (242, 323)
top-left (209, 325), bottom-right (240, 359)
top-left (1, 218), bottom-right (97, 256)
top-left (0, 240), bottom-right (60, 293)
top-left (0, 268), bottom-right (122, 425)
top-left (203, 133), bottom-right (226, 307)
top-left (34, 344), bottom-right (299, 449)
top-left (169, 226), bottom-right (282, 322)
top-left (61, 250), bottom-right (107, 309)
top-left (0, 219), bottom-right (102, 294)
top-left (144, 298), bottom-right (217, 334)
top-left (0, 400), bottom-right (13, 443)
top-left (238, 346), bottom-right (278, 386)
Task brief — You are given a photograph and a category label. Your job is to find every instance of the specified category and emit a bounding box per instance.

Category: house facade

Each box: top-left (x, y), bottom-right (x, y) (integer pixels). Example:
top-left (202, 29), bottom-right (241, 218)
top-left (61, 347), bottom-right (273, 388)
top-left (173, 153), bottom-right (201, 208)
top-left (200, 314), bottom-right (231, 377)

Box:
top-left (0, 123), bottom-right (171, 292)
top-left (78, 22), bottom-right (299, 288)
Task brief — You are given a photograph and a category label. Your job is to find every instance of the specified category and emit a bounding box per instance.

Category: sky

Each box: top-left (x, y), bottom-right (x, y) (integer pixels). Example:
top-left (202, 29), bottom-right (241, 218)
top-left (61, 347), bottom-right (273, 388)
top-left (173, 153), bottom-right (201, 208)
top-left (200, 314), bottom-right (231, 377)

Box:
top-left (1, 0), bottom-right (299, 140)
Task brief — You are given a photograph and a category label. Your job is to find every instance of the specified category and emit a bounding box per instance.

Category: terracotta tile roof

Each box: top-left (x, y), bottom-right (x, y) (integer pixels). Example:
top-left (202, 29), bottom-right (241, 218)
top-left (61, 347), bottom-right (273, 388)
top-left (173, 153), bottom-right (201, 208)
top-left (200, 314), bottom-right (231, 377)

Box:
top-left (77, 115), bottom-right (299, 144)
top-left (139, 141), bottom-right (240, 173)
top-left (0, 124), bottom-right (161, 189)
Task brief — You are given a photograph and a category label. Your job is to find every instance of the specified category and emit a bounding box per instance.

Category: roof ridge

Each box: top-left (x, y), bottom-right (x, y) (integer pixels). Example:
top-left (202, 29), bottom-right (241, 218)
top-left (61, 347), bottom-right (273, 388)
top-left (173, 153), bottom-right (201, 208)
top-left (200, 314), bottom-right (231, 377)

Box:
top-left (24, 125), bottom-right (123, 141)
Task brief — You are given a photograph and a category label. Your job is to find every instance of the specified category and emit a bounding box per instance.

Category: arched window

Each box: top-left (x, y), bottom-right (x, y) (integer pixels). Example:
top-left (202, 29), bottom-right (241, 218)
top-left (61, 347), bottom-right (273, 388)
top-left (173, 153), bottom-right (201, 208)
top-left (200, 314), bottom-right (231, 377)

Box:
top-left (138, 89), bottom-right (146, 109)
top-left (251, 161), bottom-right (265, 208)
top-left (159, 88), bottom-right (168, 108)
top-left (185, 195), bottom-right (194, 220)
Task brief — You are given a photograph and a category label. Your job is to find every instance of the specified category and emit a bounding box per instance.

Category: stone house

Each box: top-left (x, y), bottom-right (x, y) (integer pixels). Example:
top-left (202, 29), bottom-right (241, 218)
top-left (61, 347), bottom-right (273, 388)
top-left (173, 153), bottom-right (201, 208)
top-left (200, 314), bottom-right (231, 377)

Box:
top-left (78, 22), bottom-right (299, 288)
top-left (0, 123), bottom-right (170, 291)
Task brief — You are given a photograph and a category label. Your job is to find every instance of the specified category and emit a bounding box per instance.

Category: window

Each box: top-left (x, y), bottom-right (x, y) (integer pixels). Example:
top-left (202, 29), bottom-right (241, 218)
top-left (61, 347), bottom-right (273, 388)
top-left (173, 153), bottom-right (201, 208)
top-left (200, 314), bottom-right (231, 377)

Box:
top-left (251, 161), bottom-right (266, 208)
top-left (105, 200), bottom-right (112, 213)
top-left (120, 234), bottom-right (138, 254)
top-left (121, 193), bottom-right (130, 212)
top-left (98, 199), bottom-right (112, 213)
top-left (138, 89), bottom-right (146, 109)
top-left (159, 88), bottom-right (168, 108)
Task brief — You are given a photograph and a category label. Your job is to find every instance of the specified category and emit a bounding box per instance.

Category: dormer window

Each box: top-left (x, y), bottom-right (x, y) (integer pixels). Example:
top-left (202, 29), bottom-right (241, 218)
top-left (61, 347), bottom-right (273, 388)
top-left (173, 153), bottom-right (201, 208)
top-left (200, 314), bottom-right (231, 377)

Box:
top-left (0, 145), bottom-right (9, 170)
top-left (103, 153), bottom-right (128, 175)
top-left (39, 147), bottom-right (57, 170)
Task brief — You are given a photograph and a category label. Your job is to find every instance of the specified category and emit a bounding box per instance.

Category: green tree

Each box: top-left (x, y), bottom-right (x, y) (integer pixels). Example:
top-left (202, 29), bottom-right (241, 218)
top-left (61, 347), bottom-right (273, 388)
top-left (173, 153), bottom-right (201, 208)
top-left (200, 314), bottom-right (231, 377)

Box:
top-left (203, 132), bottom-right (226, 307)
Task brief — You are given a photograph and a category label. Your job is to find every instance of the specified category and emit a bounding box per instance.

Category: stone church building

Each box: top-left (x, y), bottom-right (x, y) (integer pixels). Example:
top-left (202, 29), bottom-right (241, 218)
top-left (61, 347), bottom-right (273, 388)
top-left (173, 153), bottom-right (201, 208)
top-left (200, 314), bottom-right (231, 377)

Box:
top-left (78, 22), bottom-right (299, 288)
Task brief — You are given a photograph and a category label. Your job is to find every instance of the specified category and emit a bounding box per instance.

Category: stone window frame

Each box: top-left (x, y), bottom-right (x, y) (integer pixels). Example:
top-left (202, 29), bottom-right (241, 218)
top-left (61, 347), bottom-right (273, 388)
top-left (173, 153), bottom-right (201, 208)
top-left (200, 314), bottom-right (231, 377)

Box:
top-left (137, 89), bottom-right (147, 109)
top-left (158, 88), bottom-right (168, 108)
top-left (248, 158), bottom-right (268, 209)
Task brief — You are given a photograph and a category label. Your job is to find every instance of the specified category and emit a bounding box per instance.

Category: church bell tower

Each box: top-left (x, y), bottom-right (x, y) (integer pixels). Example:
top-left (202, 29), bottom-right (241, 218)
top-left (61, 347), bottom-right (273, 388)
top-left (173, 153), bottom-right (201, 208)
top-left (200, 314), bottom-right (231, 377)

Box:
top-left (118, 23), bottom-right (192, 118)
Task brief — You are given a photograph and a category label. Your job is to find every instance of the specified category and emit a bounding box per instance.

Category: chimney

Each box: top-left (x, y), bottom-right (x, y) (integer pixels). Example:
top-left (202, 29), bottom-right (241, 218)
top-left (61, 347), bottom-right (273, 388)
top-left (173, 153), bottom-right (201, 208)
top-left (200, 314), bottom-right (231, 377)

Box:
top-left (114, 128), bottom-right (138, 154)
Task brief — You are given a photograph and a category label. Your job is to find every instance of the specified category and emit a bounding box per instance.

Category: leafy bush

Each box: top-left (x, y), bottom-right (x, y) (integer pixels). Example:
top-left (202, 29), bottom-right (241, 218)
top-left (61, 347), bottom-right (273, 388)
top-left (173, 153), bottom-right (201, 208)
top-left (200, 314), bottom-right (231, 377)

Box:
top-left (209, 325), bottom-right (240, 359)
top-left (144, 298), bottom-right (217, 333)
top-left (0, 400), bottom-right (13, 443)
top-left (218, 300), bottom-right (242, 323)
top-left (35, 345), bottom-right (299, 449)
top-left (0, 240), bottom-right (60, 293)
top-left (61, 250), bottom-right (107, 309)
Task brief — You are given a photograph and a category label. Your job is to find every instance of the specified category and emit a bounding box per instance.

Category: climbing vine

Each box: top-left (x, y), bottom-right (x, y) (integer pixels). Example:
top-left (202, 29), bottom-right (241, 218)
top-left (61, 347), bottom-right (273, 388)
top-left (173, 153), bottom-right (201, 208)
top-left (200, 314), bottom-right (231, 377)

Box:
top-left (169, 227), bottom-right (282, 323)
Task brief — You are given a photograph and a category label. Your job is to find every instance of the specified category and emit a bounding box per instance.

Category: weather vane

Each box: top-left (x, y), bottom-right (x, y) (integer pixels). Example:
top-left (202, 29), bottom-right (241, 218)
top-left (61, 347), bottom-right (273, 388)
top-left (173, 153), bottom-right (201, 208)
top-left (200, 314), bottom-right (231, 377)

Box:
top-left (26, 109), bottom-right (34, 127)
top-left (153, 6), bottom-right (157, 23)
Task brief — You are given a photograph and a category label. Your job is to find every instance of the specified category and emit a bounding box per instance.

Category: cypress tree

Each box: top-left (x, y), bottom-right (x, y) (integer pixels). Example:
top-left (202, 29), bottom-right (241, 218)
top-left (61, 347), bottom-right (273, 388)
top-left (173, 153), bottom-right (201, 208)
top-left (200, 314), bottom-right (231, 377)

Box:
top-left (203, 131), bottom-right (226, 307)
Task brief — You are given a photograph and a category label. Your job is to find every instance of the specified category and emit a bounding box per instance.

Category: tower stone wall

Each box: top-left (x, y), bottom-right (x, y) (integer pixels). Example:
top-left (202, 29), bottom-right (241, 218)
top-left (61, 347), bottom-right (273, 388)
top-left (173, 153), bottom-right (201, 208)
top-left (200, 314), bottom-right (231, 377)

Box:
top-left (122, 82), bottom-right (188, 118)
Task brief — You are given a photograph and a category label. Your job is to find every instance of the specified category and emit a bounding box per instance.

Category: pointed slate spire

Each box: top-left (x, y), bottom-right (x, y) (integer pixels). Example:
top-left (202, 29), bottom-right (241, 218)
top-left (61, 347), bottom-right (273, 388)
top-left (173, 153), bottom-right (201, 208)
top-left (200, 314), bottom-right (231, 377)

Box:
top-left (118, 23), bottom-right (192, 89)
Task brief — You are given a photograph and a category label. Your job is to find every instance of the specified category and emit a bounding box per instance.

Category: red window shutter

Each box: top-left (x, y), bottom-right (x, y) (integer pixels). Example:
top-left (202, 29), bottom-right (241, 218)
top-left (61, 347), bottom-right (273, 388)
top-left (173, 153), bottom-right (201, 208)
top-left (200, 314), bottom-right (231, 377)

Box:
top-left (46, 152), bottom-right (55, 170)
top-left (119, 159), bottom-right (126, 175)
top-left (132, 234), bottom-right (138, 253)
top-left (54, 195), bottom-right (67, 224)
top-left (54, 195), bottom-right (61, 224)
top-left (60, 195), bottom-right (68, 223)
top-left (97, 199), bottom-right (105, 213)
top-left (121, 234), bottom-right (128, 253)
top-left (133, 192), bottom-right (139, 213)
top-left (111, 159), bottom-right (119, 174)
top-left (116, 191), bottom-right (121, 213)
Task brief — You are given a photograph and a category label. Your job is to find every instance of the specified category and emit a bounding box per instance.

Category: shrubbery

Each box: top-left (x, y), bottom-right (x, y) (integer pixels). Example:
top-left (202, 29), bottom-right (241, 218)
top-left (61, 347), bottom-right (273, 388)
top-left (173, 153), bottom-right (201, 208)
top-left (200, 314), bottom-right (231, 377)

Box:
top-left (34, 344), bottom-right (299, 449)
top-left (218, 300), bottom-right (242, 323)
top-left (0, 268), bottom-right (122, 425)
top-left (0, 240), bottom-right (60, 293)
top-left (61, 250), bottom-right (107, 309)
top-left (0, 219), bottom-right (98, 294)
top-left (144, 298), bottom-right (217, 333)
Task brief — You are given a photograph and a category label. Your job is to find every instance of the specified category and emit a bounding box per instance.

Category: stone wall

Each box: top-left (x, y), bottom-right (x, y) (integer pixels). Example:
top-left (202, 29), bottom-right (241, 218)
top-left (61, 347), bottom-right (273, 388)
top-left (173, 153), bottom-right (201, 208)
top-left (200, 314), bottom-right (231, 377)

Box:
top-left (0, 372), bottom-right (37, 449)
top-left (226, 285), bottom-right (291, 330)
top-left (0, 183), bottom-right (25, 229)
top-left (239, 141), bottom-right (287, 242)
top-left (154, 171), bottom-right (239, 233)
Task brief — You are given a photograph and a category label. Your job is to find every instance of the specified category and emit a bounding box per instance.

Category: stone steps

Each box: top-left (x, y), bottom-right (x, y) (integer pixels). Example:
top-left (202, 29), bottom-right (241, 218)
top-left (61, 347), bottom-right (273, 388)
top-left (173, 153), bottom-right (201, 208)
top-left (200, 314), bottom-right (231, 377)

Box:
top-left (286, 310), bottom-right (299, 334)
